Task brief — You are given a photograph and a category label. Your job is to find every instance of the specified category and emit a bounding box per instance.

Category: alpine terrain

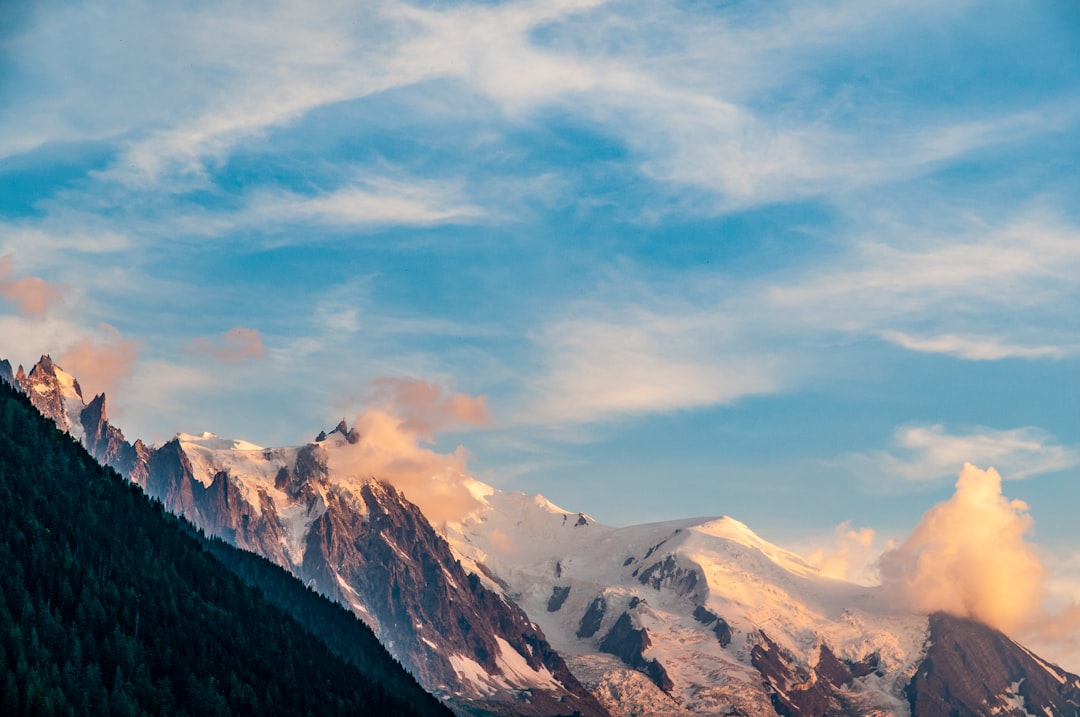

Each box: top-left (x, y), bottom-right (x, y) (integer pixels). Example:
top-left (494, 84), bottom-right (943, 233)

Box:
top-left (4, 354), bottom-right (1080, 717)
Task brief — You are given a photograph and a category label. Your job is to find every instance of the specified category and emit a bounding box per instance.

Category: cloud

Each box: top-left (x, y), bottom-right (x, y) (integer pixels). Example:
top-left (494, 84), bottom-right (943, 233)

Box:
top-left (246, 179), bottom-right (484, 228)
top-left (526, 308), bottom-right (782, 425)
top-left (804, 521), bottom-right (880, 585)
top-left (372, 377), bottom-right (489, 440)
top-left (325, 408), bottom-right (482, 526)
top-left (0, 255), bottom-right (68, 318)
top-left (768, 216), bottom-right (1080, 335)
top-left (875, 465), bottom-right (1080, 671)
top-left (880, 331), bottom-right (1065, 361)
top-left (192, 327), bottom-right (266, 363)
top-left (844, 424), bottom-right (1079, 483)
top-left (878, 463), bottom-right (1045, 633)
top-left (56, 324), bottom-right (141, 401)
top-left (525, 210), bottom-right (1080, 426)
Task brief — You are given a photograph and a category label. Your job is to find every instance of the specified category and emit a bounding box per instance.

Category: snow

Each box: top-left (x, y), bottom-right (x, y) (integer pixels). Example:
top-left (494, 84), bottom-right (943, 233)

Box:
top-left (107, 413), bottom-right (940, 715)
top-left (442, 479), bottom-right (929, 717)
top-left (1017, 643), bottom-right (1069, 685)
top-left (448, 654), bottom-right (499, 695)
top-left (995, 680), bottom-right (1038, 716)
top-left (494, 636), bottom-right (560, 690)
top-left (177, 431), bottom-right (264, 451)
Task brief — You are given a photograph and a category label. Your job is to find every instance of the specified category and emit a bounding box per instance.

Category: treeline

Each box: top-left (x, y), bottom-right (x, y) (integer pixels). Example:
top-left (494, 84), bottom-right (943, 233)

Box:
top-left (0, 380), bottom-right (451, 716)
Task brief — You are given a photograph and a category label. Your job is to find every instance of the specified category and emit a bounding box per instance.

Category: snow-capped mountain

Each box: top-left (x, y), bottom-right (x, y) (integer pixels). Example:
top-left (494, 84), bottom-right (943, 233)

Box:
top-left (0, 357), bottom-right (605, 717)
top-left (5, 354), bottom-right (1080, 717)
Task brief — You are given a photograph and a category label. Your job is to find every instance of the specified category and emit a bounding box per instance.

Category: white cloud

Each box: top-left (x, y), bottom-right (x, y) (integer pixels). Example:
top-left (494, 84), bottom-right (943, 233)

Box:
top-left (525, 209), bottom-right (1080, 425)
top-left (880, 331), bottom-right (1065, 361)
top-left (523, 306), bottom-right (782, 425)
top-left (246, 179), bottom-right (484, 228)
top-left (844, 424), bottom-right (1079, 483)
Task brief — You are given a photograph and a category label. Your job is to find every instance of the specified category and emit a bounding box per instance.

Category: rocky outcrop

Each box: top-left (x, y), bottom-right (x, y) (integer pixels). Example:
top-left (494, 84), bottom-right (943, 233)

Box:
top-left (15, 355), bottom-right (76, 432)
top-left (80, 392), bottom-right (149, 484)
top-left (907, 612), bottom-right (1080, 717)
top-left (577, 595), bottom-right (607, 638)
top-left (692, 605), bottom-right (732, 647)
top-left (597, 611), bottom-right (674, 692)
top-left (300, 479), bottom-right (608, 716)
top-left (547, 586), bottom-right (571, 612)
top-left (750, 634), bottom-right (894, 717)
top-left (635, 554), bottom-right (703, 598)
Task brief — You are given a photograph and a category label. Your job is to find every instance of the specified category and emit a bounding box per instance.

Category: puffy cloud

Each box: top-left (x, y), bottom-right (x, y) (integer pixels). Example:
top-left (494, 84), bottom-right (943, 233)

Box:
top-left (878, 463), bottom-right (1045, 633)
top-left (192, 327), bottom-right (265, 362)
top-left (805, 521), bottom-right (880, 585)
top-left (372, 377), bottom-right (490, 440)
top-left (57, 324), bottom-right (140, 401)
top-left (0, 255), bottom-right (67, 318)
top-left (325, 408), bottom-right (482, 526)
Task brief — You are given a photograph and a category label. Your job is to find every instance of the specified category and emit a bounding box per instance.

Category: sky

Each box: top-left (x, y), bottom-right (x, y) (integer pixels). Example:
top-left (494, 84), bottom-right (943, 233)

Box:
top-left (2, 0), bottom-right (1080, 661)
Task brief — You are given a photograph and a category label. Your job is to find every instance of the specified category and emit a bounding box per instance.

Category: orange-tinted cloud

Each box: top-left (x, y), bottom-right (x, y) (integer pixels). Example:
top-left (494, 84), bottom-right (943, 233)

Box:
top-left (372, 377), bottom-right (490, 440)
top-left (0, 255), bottom-right (68, 318)
top-left (57, 325), bottom-right (140, 401)
top-left (192, 327), bottom-right (265, 362)
top-left (326, 408), bottom-right (482, 526)
top-left (878, 463), bottom-right (1045, 633)
top-left (805, 521), bottom-right (878, 584)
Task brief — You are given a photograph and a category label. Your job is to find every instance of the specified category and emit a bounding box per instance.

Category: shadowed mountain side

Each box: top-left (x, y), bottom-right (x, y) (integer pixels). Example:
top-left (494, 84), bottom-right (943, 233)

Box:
top-left (0, 379), bottom-right (451, 716)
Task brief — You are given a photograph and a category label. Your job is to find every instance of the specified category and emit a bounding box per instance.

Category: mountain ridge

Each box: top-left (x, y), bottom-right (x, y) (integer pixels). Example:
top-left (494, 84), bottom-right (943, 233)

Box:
top-left (0, 372), bottom-right (450, 716)
top-left (4, 353), bottom-right (1079, 717)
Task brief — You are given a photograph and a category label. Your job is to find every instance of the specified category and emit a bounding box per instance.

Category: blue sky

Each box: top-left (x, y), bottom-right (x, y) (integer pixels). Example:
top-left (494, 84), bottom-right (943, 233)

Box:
top-left (2, 0), bottom-right (1079, 595)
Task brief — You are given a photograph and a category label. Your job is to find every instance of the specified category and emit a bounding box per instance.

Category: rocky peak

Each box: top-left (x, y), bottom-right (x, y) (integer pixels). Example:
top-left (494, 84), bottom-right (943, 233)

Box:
top-left (0, 359), bottom-right (12, 384)
top-left (907, 613), bottom-right (1080, 717)
top-left (17, 354), bottom-right (81, 432)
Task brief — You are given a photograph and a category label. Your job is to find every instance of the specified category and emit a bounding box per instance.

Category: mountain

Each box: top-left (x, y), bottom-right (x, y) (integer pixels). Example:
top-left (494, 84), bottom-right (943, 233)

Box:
top-left (6, 354), bottom-right (1080, 717)
top-left (0, 374), bottom-right (450, 716)
top-left (1, 356), bottom-right (606, 717)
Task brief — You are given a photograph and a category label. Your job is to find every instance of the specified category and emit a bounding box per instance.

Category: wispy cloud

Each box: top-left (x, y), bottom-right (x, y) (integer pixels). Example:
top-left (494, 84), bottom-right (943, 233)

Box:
top-left (843, 424), bottom-right (1079, 483)
top-left (245, 179), bottom-right (484, 228)
top-left (524, 209), bottom-right (1080, 425)
top-left (524, 306), bottom-right (783, 425)
top-left (191, 327), bottom-right (266, 363)
top-left (56, 324), bottom-right (141, 402)
top-left (0, 255), bottom-right (68, 318)
top-left (880, 331), bottom-right (1065, 361)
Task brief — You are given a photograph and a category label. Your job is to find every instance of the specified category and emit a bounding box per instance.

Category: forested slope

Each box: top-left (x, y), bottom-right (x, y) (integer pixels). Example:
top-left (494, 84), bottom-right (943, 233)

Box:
top-left (0, 380), bottom-right (451, 716)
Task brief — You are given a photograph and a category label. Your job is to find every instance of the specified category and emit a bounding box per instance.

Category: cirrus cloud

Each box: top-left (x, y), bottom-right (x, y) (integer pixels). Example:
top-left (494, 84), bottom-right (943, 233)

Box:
top-left (842, 424), bottom-right (1079, 484)
top-left (192, 327), bottom-right (266, 363)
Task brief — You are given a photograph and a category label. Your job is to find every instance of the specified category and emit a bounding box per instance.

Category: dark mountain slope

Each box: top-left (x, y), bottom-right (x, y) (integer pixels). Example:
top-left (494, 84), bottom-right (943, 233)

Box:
top-left (0, 379), bottom-right (451, 717)
top-left (907, 613), bottom-right (1080, 717)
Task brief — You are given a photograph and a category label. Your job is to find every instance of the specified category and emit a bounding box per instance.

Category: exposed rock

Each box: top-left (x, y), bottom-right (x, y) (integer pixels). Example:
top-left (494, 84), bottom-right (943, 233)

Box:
top-left (300, 480), bottom-right (609, 716)
top-left (751, 631), bottom-right (838, 717)
top-left (547, 586), bottom-right (571, 612)
top-left (80, 392), bottom-right (147, 481)
top-left (636, 554), bottom-right (702, 598)
top-left (597, 612), bottom-right (673, 693)
top-left (575, 513), bottom-right (589, 527)
top-left (844, 652), bottom-right (880, 680)
top-left (0, 359), bottom-right (12, 385)
top-left (578, 596), bottom-right (607, 638)
top-left (907, 612), bottom-right (1080, 717)
top-left (691, 605), bottom-right (732, 647)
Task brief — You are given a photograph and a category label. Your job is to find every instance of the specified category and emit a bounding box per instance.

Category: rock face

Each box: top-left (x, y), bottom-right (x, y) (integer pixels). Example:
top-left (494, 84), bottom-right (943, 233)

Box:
top-left (0, 357), bottom-right (606, 717)
top-left (597, 611), bottom-right (674, 692)
top-left (907, 613), bottom-right (1080, 717)
top-left (299, 479), bottom-right (606, 716)
top-left (11, 354), bottom-right (1080, 717)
